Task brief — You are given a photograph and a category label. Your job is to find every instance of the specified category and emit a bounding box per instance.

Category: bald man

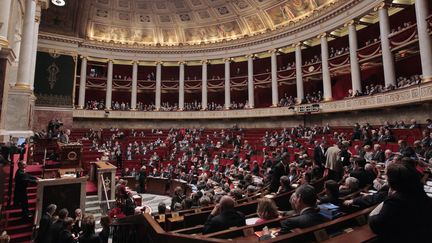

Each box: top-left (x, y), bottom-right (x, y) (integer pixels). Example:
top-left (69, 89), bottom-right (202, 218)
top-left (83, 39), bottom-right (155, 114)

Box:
top-left (203, 196), bottom-right (246, 234)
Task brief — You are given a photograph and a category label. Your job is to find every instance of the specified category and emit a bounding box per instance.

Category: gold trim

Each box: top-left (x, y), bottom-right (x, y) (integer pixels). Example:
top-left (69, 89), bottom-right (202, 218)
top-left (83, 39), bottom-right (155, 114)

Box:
top-left (422, 76), bottom-right (432, 83)
top-left (0, 38), bottom-right (9, 48)
top-left (15, 83), bottom-right (31, 89)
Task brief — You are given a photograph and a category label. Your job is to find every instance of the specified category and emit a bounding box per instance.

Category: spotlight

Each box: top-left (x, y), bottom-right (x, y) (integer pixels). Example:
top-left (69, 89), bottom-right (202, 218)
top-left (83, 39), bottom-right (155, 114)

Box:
top-left (51, 0), bottom-right (66, 7)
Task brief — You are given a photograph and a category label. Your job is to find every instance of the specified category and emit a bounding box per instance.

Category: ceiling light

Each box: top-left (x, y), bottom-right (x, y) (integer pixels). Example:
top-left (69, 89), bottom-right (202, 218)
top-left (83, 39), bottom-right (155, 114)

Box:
top-left (51, 0), bottom-right (66, 7)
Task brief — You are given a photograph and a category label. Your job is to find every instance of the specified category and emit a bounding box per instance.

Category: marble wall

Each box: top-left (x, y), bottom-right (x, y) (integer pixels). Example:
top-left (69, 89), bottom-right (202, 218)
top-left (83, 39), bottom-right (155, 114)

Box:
top-left (33, 108), bottom-right (73, 131)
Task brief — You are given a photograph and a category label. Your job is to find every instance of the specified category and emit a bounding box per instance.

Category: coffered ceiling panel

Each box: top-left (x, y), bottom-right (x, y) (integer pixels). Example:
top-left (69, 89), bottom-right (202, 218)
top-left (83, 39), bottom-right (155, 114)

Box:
top-left (41, 0), bottom-right (339, 46)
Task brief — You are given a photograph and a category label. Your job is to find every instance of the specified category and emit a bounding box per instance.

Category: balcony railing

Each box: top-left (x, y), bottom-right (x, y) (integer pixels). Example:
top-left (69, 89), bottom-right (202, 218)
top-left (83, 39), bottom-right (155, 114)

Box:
top-left (73, 81), bottom-right (432, 120)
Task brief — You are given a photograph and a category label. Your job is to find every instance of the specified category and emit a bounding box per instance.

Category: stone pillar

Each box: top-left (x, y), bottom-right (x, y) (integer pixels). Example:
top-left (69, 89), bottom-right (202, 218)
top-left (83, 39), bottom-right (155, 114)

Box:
top-left (347, 21), bottom-right (362, 92)
top-left (178, 62), bottom-right (185, 110)
top-left (377, 3), bottom-right (396, 87)
top-left (131, 61), bottom-right (138, 110)
top-left (415, 0), bottom-right (432, 82)
top-left (155, 62), bottom-right (162, 110)
top-left (105, 60), bottom-right (113, 109)
top-left (28, 4), bottom-right (41, 90)
top-left (202, 60), bottom-right (208, 110)
top-left (0, 0), bottom-right (12, 48)
top-left (247, 55), bottom-right (254, 108)
top-left (295, 43), bottom-right (304, 103)
top-left (15, 0), bottom-right (36, 88)
top-left (320, 33), bottom-right (332, 101)
top-left (270, 50), bottom-right (278, 107)
top-left (78, 56), bottom-right (87, 109)
top-left (224, 58), bottom-right (231, 109)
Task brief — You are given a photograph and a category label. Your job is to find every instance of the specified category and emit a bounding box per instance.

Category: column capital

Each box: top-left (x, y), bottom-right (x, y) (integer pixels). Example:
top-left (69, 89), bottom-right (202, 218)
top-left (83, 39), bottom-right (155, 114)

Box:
top-left (317, 33), bottom-right (328, 39)
top-left (132, 60), bottom-right (139, 65)
top-left (201, 60), bottom-right (209, 65)
top-left (178, 61), bottom-right (185, 65)
top-left (155, 61), bottom-right (163, 66)
top-left (223, 58), bottom-right (232, 63)
top-left (245, 54), bottom-right (255, 59)
top-left (344, 20), bottom-right (356, 27)
top-left (374, 2), bottom-right (389, 11)
top-left (80, 55), bottom-right (88, 60)
top-left (293, 42), bottom-right (303, 48)
top-left (107, 59), bottom-right (114, 63)
top-left (268, 49), bottom-right (278, 54)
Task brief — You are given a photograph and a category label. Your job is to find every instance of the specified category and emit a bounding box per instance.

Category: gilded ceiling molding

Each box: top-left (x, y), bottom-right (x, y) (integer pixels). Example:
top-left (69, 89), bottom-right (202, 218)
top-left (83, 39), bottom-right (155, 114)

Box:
top-left (37, 0), bottom-right (382, 58)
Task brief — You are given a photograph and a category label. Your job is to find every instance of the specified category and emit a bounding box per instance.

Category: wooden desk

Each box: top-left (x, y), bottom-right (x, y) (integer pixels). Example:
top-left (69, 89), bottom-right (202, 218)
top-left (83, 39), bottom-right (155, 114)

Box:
top-left (169, 179), bottom-right (188, 195)
top-left (122, 176), bottom-right (138, 191)
top-left (146, 176), bottom-right (169, 195)
top-left (323, 225), bottom-right (377, 243)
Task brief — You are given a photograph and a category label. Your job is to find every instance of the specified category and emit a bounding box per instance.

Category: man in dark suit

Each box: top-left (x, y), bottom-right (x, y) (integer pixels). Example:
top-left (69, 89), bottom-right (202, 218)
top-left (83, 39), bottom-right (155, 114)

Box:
top-left (36, 204), bottom-right (57, 243)
top-left (369, 162), bottom-right (432, 243)
top-left (371, 144), bottom-right (385, 163)
top-left (203, 196), bottom-right (246, 234)
top-left (49, 208), bottom-right (69, 243)
top-left (269, 153), bottom-right (289, 193)
top-left (279, 185), bottom-right (328, 234)
top-left (58, 217), bottom-right (76, 243)
top-left (350, 158), bottom-right (376, 188)
top-left (14, 161), bottom-right (37, 219)
top-left (313, 141), bottom-right (327, 166)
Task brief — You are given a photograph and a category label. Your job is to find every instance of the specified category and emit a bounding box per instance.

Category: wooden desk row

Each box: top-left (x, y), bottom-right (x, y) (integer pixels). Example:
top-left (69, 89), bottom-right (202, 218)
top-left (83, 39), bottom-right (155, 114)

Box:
top-left (117, 204), bottom-right (377, 243)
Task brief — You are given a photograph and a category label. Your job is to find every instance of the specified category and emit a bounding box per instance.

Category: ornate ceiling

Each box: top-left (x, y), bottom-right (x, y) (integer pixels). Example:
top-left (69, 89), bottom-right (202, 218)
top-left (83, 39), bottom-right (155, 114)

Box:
top-left (40, 0), bottom-right (339, 46)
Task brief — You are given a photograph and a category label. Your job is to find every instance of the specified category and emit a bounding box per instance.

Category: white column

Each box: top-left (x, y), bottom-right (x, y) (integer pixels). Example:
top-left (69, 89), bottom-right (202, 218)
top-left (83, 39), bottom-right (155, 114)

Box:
top-left (378, 4), bottom-right (396, 87)
top-left (15, 0), bottom-right (36, 88)
top-left (320, 34), bottom-right (332, 100)
top-left (202, 61), bottom-right (208, 110)
top-left (105, 60), bottom-right (113, 109)
top-left (0, 0), bottom-right (12, 48)
top-left (224, 58), bottom-right (231, 109)
top-left (155, 62), bottom-right (162, 110)
top-left (179, 62), bottom-right (185, 110)
top-left (270, 50), bottom-right (278, 106)
top-left (29, 4), bottom-right (41, 90)
top-left (415, 0), bottom-right (432, 82)
top-left (348, 21), bottom-right (362, 92)
top-left (131, 61), bottom-right (138, 110)
top-left (78, 56), bottom-right (87, 109)
top-left (247, 55), bottom-right (254, 108)
top-left (295, 43), bottom-right (304, 103)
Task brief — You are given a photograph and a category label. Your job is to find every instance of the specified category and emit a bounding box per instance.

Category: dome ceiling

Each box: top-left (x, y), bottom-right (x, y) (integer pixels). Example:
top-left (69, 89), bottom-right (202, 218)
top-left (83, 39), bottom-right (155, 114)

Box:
top-left (41, 0), bottom-right (338, 46)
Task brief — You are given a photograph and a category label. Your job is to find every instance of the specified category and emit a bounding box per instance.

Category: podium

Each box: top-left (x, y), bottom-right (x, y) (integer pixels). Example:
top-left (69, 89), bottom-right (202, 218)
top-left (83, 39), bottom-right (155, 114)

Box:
top-left (57, 142), bottom-right (83, 168)
top-left (35, 176), bottom-right (87, 226)
top-left (91, 161), bottom-right (116, 202)
top-left (146, 177), bottom-right (169, 195)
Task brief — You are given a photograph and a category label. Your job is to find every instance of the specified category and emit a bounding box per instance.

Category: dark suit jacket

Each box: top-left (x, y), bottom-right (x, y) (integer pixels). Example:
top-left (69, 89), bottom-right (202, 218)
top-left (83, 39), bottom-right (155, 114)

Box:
top-left (369, 192), bottom-right (432, 243)
top-left (314, 146), bottom-right (326, 166)
top-left (58, 229), bottom-right (76, 243)
top-left (353, 185), bottom-right (389, 209)
top-left (269, 162), bottom-right (288, 193)
top-left (371, 150), bottom-right (385, 163)
top-left (78, 233), bottom-right (101, 243)
top-left (48, 219), bottom-right (64, 243)
top-left (14, 169), bottom-right (36, 203)
top-left (36, 213), bottom-right (53, 243)
top-left (279, 207), bottom-right (328, 234)
top-left (203, 210), bottom-right (246, 234)
top-left (350, 168), bottom-right (376, 188)
top-left (98, 227), bottom-right (109, 243)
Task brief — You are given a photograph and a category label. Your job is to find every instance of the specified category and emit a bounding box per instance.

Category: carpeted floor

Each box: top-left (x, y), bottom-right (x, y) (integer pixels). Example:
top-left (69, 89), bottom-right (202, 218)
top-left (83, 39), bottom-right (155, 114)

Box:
top-left (140, 193), bottom-right (172, 213)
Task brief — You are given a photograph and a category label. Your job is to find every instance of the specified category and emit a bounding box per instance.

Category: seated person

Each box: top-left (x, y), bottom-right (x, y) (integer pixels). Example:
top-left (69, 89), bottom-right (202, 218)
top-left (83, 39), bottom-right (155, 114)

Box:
top-left (350, 158), bottom-right (376, 188)
top-left (203, 196), bottom-right (246, 234)
top-left (170, 186), bottom-right (185, 211)
top-left (319, 180), bottom-right (341, 206)
top-left (279, 185), bottom-right (328, 234)
top-left (339, 177), bottom-right (359, 197)
top-left (369, 162), bottom-right (432, 243)
top-left (255, 198), bottom-right (280, 224)
top-left (277, 176), bottom-right (292, 194)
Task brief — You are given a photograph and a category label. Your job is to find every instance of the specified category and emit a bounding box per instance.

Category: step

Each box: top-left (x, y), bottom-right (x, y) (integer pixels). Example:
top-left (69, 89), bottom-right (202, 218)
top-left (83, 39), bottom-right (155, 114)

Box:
top-left (86, 195), bottom-right (99, 202)
top-left (85, 206), bottom-right (101, 213)
top-left (9, 231), bottom-right (32, 241)
top-left (5, 223), bottom-right (33, 235)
